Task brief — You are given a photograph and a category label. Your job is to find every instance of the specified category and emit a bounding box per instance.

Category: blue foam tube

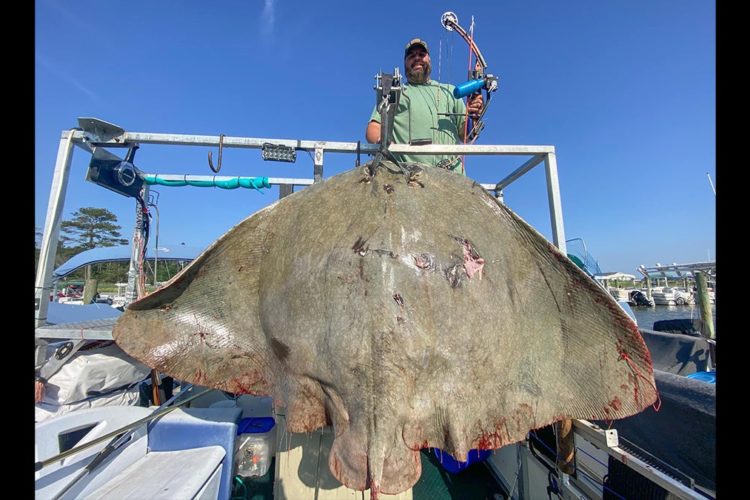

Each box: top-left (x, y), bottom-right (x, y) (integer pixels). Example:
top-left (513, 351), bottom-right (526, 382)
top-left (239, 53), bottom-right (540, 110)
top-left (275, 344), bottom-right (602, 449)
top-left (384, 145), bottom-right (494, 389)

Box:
top-left (453, 79), bottom-right (485, 99)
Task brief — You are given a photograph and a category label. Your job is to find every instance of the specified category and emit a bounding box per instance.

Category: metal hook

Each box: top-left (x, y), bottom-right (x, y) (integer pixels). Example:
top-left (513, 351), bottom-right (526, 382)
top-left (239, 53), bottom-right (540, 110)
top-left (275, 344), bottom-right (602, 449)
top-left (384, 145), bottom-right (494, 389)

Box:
top-left (208, 134), bottom-right (224, 173)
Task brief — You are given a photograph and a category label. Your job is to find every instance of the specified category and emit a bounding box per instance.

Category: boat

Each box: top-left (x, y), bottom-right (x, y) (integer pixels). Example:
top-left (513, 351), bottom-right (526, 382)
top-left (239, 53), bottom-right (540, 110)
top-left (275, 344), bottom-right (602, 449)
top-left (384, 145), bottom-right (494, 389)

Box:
top-left (34, 117), bottom-right (714, 499)
top-left (35, 394), bottom-right (255, 499)
top-left (650, 286), bottom-right (696, 306)
top-left (628, 289), bottom-right (655, 307)
top-left (638, 262), bottom-right (716, 305)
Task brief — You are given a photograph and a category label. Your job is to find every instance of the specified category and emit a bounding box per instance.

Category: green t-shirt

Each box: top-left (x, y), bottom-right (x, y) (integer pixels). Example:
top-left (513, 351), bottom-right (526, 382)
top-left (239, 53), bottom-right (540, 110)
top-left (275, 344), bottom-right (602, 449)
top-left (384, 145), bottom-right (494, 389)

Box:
top-left (369, 80), bottom-right (467, 174)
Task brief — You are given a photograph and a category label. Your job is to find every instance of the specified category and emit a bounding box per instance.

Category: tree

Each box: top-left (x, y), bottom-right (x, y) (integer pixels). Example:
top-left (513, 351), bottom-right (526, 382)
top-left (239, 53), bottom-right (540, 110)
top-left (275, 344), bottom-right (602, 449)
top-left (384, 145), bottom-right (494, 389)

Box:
top-left (60, 207), bottom-right (129, 250)
top-left (60, 207), bottom-right (129, 282)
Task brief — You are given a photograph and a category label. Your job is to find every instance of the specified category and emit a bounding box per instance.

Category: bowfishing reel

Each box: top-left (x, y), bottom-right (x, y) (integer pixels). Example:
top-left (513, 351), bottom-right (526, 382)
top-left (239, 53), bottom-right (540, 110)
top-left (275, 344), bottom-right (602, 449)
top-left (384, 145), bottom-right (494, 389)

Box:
top-left (453, 73), bottom-right (499, 99)
top-left (86, 143), bottom-right (144, 198)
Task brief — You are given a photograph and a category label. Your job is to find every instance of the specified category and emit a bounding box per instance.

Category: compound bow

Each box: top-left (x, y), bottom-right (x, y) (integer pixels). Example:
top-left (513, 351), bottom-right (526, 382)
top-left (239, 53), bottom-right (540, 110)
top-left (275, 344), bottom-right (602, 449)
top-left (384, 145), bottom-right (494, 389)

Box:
top-left (440, 11), bottom-right (499, 143)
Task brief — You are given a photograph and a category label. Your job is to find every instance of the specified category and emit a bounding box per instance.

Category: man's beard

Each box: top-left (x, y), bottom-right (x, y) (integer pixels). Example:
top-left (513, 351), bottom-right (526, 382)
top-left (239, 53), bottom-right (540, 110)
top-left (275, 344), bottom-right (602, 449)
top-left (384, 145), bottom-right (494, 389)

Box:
top-left (406, 60), bottom-right (431, 84)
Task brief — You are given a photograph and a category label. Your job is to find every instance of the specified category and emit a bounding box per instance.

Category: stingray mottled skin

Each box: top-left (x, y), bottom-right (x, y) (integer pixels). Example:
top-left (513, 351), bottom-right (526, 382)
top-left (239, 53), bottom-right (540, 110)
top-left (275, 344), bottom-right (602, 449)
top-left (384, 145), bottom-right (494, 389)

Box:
top-left (113, 162), bottom-right (656, 495)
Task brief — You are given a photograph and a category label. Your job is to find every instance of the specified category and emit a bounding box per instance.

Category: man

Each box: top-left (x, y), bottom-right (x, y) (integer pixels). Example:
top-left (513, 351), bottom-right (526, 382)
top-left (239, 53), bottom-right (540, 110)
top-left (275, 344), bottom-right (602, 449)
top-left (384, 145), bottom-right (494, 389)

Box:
top-left (365, 38), bottom-right (484, 175)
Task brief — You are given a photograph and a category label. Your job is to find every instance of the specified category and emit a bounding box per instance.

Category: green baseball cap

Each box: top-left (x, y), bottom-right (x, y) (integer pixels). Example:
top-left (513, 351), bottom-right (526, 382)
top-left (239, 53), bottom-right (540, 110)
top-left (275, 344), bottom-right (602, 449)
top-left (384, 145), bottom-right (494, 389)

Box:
top-left (404, 38), bottom-right (429, 56)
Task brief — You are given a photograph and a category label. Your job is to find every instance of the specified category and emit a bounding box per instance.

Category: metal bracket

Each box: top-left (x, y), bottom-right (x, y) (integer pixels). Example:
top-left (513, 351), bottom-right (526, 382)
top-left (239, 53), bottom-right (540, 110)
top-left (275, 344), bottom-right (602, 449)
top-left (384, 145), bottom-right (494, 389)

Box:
top-left (313, 145), bottom-right (324, 182)
top-left (494, 189), bottom-right (505, 205)
top-left (573, 419), bottom-right (619, 448)
top-left (374, 68), bottom-right (402, 152)
top-left (78, 117), bottom-right (126, 144)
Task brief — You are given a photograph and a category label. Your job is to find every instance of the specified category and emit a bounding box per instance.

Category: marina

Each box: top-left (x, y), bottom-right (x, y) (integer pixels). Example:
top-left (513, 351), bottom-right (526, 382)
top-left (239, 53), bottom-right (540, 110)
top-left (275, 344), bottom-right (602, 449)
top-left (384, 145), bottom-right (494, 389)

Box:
top-left (632, 305), bottom-right (717, 330)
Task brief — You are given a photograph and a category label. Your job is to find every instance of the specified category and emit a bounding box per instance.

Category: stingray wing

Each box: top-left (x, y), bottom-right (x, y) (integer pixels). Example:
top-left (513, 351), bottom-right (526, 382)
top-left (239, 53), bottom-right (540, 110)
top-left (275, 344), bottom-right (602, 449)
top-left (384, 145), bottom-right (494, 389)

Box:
top-left (382, 167), bottom-right (657, 459)
top-left (113, 202), bottom-right (282, 395)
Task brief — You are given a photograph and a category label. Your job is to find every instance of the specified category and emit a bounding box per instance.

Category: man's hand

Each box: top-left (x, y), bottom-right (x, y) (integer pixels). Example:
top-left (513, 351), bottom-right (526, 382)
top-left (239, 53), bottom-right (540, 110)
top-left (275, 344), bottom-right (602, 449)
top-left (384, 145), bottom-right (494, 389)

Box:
top-left (467, 93), bottom-right (483, 119)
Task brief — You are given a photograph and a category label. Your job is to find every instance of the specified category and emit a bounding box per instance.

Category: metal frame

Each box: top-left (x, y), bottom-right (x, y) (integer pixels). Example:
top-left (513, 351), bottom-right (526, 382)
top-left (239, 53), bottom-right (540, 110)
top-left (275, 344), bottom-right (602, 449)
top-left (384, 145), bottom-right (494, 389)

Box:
top-left (637, 262), bottom-right (716, 281)
top-left (35, 118), bottom-right (565, 335)
top-left (570, 419), bottom-right (707, 499)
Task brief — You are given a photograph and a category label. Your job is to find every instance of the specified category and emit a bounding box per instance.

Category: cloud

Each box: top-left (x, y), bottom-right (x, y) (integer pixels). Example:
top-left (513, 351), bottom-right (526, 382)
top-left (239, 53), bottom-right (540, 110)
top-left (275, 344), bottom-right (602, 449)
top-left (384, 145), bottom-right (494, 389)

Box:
top-left (261, 0), bottom-right (275, 37)
top-left (43, 0), bottom-right (97, 34)
top-left (37, 54), bottom-right (104, 105)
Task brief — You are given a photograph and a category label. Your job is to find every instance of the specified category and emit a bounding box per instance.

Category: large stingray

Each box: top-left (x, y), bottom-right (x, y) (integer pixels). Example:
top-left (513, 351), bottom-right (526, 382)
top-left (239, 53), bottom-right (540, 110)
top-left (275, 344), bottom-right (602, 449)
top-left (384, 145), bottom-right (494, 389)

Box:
top-left (113, 161), bottom-right (657, 496)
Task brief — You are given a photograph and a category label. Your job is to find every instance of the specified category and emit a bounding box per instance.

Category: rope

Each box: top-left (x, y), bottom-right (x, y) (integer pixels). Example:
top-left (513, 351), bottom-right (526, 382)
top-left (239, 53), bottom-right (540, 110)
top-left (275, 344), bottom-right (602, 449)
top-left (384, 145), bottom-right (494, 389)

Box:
top-left (529, 429), bottom-right (574, 468)
top-left (134, 194), bottom-right (150, 299)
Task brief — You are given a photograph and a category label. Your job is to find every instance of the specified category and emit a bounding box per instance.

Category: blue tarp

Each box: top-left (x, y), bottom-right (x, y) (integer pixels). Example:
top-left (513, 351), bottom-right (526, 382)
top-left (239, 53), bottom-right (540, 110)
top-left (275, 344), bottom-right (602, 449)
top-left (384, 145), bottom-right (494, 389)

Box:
top-left (53, 244), bottom-right (204, 278)
top-left (46, 301), bottom-right (123, 324)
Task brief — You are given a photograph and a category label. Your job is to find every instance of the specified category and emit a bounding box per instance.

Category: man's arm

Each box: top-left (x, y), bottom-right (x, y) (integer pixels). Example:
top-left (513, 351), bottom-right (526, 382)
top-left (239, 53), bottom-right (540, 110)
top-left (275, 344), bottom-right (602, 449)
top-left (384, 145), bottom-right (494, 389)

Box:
top-left (458, 93), bottom-right (484, 141)
top-left (35, 379), bottom-right (45, 403)
top-left (366, 120), bottom-right (381, 144)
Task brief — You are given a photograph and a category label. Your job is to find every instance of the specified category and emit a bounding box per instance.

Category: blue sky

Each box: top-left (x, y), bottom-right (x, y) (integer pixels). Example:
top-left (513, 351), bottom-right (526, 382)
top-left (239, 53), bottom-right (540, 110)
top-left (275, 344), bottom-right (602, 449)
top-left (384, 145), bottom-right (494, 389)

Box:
top-left (35, 0), bottom-right (715, 275)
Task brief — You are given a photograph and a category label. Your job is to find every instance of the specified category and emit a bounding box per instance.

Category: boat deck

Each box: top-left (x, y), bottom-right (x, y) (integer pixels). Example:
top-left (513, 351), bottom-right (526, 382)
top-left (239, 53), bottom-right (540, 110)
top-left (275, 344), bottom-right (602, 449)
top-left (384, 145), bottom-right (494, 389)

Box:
top-left (235, 451), bottom-right (505, 499)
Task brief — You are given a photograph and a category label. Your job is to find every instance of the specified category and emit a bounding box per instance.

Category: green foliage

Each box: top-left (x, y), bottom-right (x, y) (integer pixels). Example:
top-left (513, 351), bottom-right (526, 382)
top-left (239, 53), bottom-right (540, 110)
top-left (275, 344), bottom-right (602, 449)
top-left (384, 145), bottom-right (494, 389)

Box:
top-left (60, 207), bottom-right (129, 249)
